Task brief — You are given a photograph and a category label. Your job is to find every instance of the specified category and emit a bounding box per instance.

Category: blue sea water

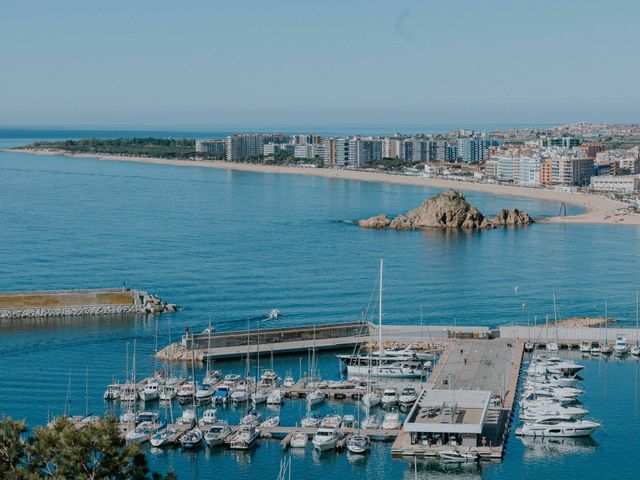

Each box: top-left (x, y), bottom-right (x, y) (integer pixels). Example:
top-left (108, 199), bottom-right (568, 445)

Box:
top-left (1, 132), bottom-right (640, 479)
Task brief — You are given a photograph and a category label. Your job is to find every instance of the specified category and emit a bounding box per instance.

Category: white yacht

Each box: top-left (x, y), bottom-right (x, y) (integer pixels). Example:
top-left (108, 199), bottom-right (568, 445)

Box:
top-left (204, 421), bottom-right (232, 446)
top-left (615, 335), bottom-right (629, 355)
top-left (199, 408), bottom-right (218, 426)
top-left (520, 405), bottom-right (588, 421)
top-left (140, 381), bottom-right (160, 402)
top-left (438, 450), bottom-right (479, 462)
top-left (361, 414), bottom-right (381, 430)
top-left (177, 383), bottom-right (196, 403)
top-left (381, 388), bottom-right (399, 407)
top-left (103, 384), bottom-right (121, 400)
top-left (517, 416), bottom-right (601, 437)
top-left (382, 410), bottom-right (402, 430)
top-left (346, 434), bottom-right (370, 454)
top-left (125, 421), bottom-right (160, 444)
top-left (230, 425), bottom-right (259, 450)
top-left (631, 345), bottom-right (640, 356)
top-left (179, 427), bottom-right (203, 448)
top-left (307, 389), bottom-right (325, 407)
top-left (251, 389), bottom-right (268, 405)
top-left (579, 342), bottom-right (591, 353)
top-left (301, 413), bottom-right (321, 428)
top-left (362, 390), bottom-right (382, 408)
top-left (159, 384), bottom-right (177, 401)
top-left (202, 370), bottom-right (221, 386)
top-left (260, 416), bottom-right (280, 428)
top-left (175, 409), bottom-right (197, 427)
top-left (267, 389), bottom-right (284, 405)
top-left (231, 384), bottom-right (250, 403)
top-left (195, 384), bottom-right (214, 403)
top-left (283, 375), bottom-right (295, 388)
top-left (590, 342), bottom-right (601, 355)
top-left (399, 387), bottom-right (418, 407)
top-left (312, 428), bottom-right (339, 451)
top-left (320, 414), bottom-right (342, 429)
top-left (290, 431), bottom-right (308, 448)
top-left (240, 411), bottom-right (263, 427)
top-left (150, 426), bottom-right (179, 448)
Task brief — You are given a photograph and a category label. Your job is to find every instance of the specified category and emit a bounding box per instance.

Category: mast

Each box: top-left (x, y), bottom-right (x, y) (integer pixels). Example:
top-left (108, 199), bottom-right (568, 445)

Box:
top-left (85, 366), bottom-right (89, 417)
top-left (605, 299), bottom-right (608, 345)
top-left (378, 259), bottom-right (384, 356)
top-left (206, 319), bottom-right (212, 378)
top-left (636, 291), bottom-right (639, 347)
top-left (256, 326), bottom-right (260, 394)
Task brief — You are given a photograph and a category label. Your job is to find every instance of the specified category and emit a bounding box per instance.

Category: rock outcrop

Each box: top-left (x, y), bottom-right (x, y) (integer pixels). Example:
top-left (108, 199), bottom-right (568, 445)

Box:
top-left (357, 189), bottom-right (533, 230)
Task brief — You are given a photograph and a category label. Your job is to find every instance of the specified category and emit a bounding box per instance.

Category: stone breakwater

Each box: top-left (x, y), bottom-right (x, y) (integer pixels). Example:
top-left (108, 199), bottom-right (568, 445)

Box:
top-left (357, 189), bottom-right (532, 230)
top-left (0, 289), bottom-right (176, 320)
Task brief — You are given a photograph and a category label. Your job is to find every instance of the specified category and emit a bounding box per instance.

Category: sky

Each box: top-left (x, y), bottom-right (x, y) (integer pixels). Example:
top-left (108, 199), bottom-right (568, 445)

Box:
top-left (1, 0), bottom-right (639, 127)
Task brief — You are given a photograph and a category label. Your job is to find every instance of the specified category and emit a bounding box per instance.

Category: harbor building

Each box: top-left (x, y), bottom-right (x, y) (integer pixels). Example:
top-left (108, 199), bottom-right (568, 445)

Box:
top-left (590, 175), bottom-right (640, 194)
top-left (402, 389), bottom-right (492, 448)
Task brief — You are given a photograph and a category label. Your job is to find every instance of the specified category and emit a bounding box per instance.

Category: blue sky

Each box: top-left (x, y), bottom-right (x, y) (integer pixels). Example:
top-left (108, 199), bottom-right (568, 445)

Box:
top-left (1, 0), bottom-right (639, 126)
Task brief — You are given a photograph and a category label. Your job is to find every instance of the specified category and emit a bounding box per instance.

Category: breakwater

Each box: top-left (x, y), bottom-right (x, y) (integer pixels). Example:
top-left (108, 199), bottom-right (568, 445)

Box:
top-left (0, 288), bottom-right (176, 319)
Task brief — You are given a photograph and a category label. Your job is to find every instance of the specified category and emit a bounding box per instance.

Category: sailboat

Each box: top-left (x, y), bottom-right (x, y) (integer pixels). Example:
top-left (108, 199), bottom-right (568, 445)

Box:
top-left (178, 347), bottom-right (203, 448)
top-left (337, 260), bottom-right (425, 378)
top-left (203, 321), bottom-right (221, 385)
top-left (601, 299), bottom-right (614, 355)
top-left (347, 401), bottom-right (370, 454)
top-left (631, 292), bottom-right (640, 356)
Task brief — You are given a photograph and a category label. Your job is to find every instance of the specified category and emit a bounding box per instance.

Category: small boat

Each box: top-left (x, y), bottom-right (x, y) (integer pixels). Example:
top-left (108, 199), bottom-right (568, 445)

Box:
top-left (260, 416), bottom-right (280, 428)
top-left (140, 381), bottom-right (160, 402)
top-left (150, 425), bottom-right (180, 447)
top-left (240, 411), bottom-right (263, 427)
top-left (346, 434), bottom-right (370, 454)
top-left (200, 408), bottom-right (218, 426)
top-left (601, 344), bottom-right (614, 355)
top-left (120, 384), bottom-right (137, 403)
top-left (362, 390), bottom-right (382, 408)
top-left (437, 450), bottom-right (479, 462)
top-left (579, 342), bottom-right (591, 353)
top-left (590, 342), bottom-right (601, 355)
top-left (267, 389), bottom-right (284, 405)
top-left (520, 405), bottom-right (588, 421)
top-left (195, 384), bottom-right (214, 403)
top-left (175, 409), bottom-right (197, 427)
top-left (341, 415), bottom-right (356, 429)
top-left (381, 388), bottom-right (399, 408)
top-left (177, 383), bottom-right (196, 403)
top-left (224, 374), bottom-right (242, 385)
top-left (230, 425), bottom-right (259, 449)
top-left (126, 421), bottom-right (160, 444)
top-left (320, 415), bottom-right (342, 429)
top-left (267, 309), bottom-right (280, 320)
top-left (516, 416), bottom-right (601, 437)
top-left (283, 375), bottom-right (295, 388)
top-left (361, 413), bottom-right (381, 430)
top-left (312, 428), bottom-right (339, 451)
top-left (307, 389), bottom-right (325, 407)
top-left (260, 369), bottom-right (280, 386)
top-left (251, 389), bottom-right (268, 405)
top-left (399, 387), bottom-right (418, 407)
top-left (231, 384), bottom-right (250, 403)
top-left (301, 413), bottom-right (321, 428)
top-left (631, 345), bottom-right (640, 356)
top-left (103, 384), bottom-right (121, 400)
top-left (204, 421), bottom-right (232, 446)
top-left (615, 335), bottom-right (629, 355)
top-left (213, 385), bottom-right (231, 405)
top-left (382, 410), bottom-right (402, 430)
top-left (290, 431), bottom-right (308, 448)
top-left (179, 427), bottom-right (203, 448)
top-left (159, 384), bottom-right (177, 401)
top-left (203, 369), bottom-right (221, 386)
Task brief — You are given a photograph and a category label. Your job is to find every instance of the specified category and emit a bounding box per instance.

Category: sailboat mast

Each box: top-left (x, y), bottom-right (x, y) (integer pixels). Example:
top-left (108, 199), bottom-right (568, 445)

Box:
top-left (636, 291), bottom-right (639, 347)
top-left (379, 259), bottom-right (384, 356)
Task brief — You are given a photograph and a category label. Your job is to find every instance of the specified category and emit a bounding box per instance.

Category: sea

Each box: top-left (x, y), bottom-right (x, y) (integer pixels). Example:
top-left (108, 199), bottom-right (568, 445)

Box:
top-left (1, 128), bottom-right (640, 479)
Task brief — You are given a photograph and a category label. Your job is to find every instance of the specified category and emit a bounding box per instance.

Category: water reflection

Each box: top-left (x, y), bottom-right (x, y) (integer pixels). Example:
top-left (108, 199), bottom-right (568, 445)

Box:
top-left (520, 436), bottom-right (597, 461)
top-left (402, 458), bottom-right (482, 480)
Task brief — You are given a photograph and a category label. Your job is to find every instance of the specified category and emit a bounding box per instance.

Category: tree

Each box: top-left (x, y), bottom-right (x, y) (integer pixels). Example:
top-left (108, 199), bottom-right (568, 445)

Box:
top-left (0, 417), bottom-right (175, 480)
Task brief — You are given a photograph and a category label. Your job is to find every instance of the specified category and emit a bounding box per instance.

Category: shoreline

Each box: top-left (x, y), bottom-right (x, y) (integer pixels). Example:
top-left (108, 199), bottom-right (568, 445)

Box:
top-left (6, 147), bottom-right (640, 226)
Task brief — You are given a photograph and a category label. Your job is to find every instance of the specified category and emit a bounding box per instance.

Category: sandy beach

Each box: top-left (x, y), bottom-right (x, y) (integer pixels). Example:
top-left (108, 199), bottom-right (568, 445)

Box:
top-left (6, 147), bottom-right (640, 226)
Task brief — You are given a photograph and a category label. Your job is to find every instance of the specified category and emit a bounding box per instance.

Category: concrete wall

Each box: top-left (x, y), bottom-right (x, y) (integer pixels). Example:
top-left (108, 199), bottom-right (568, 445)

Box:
top-left (0, 289), bottom-right (134, 309)
top-left (500, 325), bottom-right (640, 343)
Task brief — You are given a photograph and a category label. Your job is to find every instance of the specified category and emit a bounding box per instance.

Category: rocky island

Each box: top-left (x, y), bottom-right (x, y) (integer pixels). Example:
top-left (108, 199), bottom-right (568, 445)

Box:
top-left (357, 189), bottom-right (532, 230)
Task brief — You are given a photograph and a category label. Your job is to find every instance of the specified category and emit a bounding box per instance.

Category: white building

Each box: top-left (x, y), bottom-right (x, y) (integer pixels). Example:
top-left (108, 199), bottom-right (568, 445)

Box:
top-left (590, 175), bottom-right (640, 194)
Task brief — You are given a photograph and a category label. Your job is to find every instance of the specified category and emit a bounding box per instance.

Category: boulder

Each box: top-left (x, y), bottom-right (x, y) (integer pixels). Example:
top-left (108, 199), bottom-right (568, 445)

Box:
top-left (492, 208), bottom-right (533, 226)
top-left (357, 214), bottom-right (391, 229)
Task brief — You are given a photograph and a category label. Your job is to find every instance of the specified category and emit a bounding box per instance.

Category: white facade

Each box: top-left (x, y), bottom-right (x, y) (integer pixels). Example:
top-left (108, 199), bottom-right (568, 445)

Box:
top-left (590, 175), bottom-right (640, 193)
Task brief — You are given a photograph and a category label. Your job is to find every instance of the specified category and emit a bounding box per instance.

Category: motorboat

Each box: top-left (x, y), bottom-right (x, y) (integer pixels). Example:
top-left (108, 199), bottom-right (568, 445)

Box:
top-left (381, 388), bottom-right (399, 407)
top-left (267, 309), bottom-right (280, 320)
top-left (260, 416), bottom-right (280, 428)
top-left (283, 375), bottom-right (295, 388)
top-left (520, 389), bottom-right (577, 405)
top-left (526, 374), bottom-right (579, 388)
top-left (362, 390), bottom-right (382, 408)
top-left (631, 345), bottom-right (640, 356)
top-left (590, 342), bottom-right (601, 355)
top-left (200, 408), bottom-right (218, 426)
top-left (231, 384), bottom-right (250, 403)
top-left (516, 416), bottom-right (601, 437)
top-left (437, 450), bottom-right (479, 463)
top-left (240, 411), bottom-right (263, 427)
top-left (399, 387), bottom-right (418, 407)
top-left (320, 415), bottom-right (342, 429)
top-left (267, 389), bottom-right (284, 405)
top-left (202, 370), bottom-right (221, 386)
top-left (361, 413), bottom-right (381, 430)
top-left (382, 410), bottom-right (402, 430)
top-left (213, 385), bottom-right (231, 405)
top-left (204, 421), bottom-right (232, 447)
top-left (230, 425), bottom-right (259, 449)
top-left (120, 384), bottom-right (137, 403)
top-left (307, 389), bottom-right (325, 407)
top-left (179, 427), bottom-right (204, 448)
top-left (260, 369), bottom-right (280, 386)
top-left (346, 434), bottom-right (370, 454)
top-left (159, 384), bottom-right (177, 401)
top-left (103, 384), bottom-right (121, 400)
top-left (150, 425), bottom-right (179, 447)
top-left (140, 381), bottom-right (160, 402)
top-left (520, 405), bottom-right (588, 421)
top-left (301, 413), bottom-right (321, 428)
top-left (195, 384), bottom-right (214, 403)
top-left (341, 415), bottom-right (356, 429)
top-left (290, 431), bottom-right (308, 448)
top-left (177, 383), bottom-right (196, 403)
top-left (252, 389), bottom-right (268, 405)
top-left (137, 411), bottom-right (160, 424)
top-left (223, 374), bottom-right (242, 385)
top-left (337, 354), bottom-right (426, 378)
top-left (175, 409), bottom-right (197, 427)
top-left (119, 410), bottom-right (138, 425)
top-left (579, 342), bottom-right (591, 353)
top-left (615, 335), bottom-right (629, 355)
top-left (125, 421), bottom-right (160, 444)
top-left (601, 344), bottom-right (614, 355)
top-left (312, 428), bottom-right (339, 451)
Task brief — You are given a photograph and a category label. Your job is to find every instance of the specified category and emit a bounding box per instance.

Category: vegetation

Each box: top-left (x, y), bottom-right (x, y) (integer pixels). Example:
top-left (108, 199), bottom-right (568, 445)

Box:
top-left (0, 417), bottom-right (175, 480)
top-left (360, 158), bottom-right (419, 171)
top-left (23, 138), bottom-right (225, 160)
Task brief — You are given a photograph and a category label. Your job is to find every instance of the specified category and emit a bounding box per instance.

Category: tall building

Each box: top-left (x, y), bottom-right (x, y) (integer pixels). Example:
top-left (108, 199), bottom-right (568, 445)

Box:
top-left (225, 134), bottom-right (265, 161)
top-left (457, 137), bottom-right (497, 163)
top-left (322, 138), bottom-right (336, 167)
top-left (335, 137), bottom-right (351, 167)
top-left (354, 138), bottom-right (383, 164)
top-left (543, 137), bottom-right (581, 148)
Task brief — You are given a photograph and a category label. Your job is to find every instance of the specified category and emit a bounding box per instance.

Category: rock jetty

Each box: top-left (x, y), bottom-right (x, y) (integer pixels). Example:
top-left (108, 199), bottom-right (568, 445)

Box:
top-left (357, 189), bottom-right (532, 230)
